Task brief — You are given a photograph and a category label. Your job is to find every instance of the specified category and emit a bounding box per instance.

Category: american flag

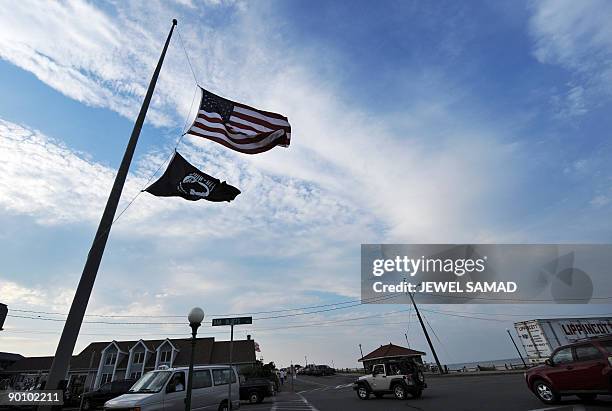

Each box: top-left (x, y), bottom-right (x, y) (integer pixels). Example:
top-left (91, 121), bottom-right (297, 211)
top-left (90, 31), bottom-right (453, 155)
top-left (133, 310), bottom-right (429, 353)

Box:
top-left (187, 87), bottom-right (291, 154)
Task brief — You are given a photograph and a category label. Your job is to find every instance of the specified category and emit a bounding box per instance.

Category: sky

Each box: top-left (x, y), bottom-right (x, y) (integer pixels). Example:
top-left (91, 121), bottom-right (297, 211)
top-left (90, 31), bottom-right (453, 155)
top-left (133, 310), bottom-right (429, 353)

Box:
top-left (1, 0), bottom-right (612, 369)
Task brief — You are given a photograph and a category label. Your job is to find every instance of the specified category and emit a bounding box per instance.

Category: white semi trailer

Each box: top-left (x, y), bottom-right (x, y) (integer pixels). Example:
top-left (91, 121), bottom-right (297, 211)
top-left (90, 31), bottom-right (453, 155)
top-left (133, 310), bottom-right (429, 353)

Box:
top-left (514, 317), bottom-right (612, 364)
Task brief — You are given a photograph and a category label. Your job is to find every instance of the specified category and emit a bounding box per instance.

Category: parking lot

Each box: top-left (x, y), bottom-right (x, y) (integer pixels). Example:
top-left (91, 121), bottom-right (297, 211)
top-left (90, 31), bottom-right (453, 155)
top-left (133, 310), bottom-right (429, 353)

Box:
top-left (240, 373), bottom-right (612, 411)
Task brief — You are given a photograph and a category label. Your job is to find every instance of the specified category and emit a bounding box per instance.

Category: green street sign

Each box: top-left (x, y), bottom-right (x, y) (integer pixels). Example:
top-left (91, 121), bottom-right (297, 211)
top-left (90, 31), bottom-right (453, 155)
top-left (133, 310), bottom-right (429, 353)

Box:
top-left (212, 316), bottom-right (253, 326)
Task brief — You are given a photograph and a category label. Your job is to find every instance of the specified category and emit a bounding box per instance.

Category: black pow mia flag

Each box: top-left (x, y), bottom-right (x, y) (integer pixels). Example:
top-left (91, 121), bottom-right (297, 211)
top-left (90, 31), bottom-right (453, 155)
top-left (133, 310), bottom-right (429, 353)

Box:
top-left (145, 152), bottom-right (241, 202)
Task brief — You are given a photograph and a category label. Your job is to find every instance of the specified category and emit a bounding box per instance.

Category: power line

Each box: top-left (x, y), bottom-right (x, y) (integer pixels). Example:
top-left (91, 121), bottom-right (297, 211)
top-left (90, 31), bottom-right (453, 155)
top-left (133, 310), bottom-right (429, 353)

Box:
top-left (421, 310), bottom-right (454, 364)
top-left (6, 294), bottom-right (401, 326)
top-left (421, 294), bottom-right (612, 302)
top-left (2, 317), bottom-right (429, 338)
top-left (7, 293), bottom-right (400, 319)
top-left (6, 307), bottom-right (418, 335)
top-left (9, 308), bottom-right (612, 342)
top-left (419, 309), bottom-right (506, 323)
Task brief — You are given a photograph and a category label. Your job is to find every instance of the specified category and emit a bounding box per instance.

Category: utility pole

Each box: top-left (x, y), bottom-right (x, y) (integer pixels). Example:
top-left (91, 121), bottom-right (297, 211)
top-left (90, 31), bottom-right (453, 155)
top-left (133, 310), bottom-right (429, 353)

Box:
top-left (407, 289), bottom-right (444, 374)
top-left (359, 344), bottom-right (365, 372)
top-left (506, 329), bottom-right (527, 368)
top-left (78, 350), bottom-right (96, 411)
top-left (43, 19), bottom-right (178, 396)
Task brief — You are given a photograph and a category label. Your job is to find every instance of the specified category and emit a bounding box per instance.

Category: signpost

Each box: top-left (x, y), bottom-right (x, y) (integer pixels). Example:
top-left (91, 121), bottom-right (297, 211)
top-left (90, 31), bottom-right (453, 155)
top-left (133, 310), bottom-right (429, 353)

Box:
top-left (212, 317), bottom-right (252, 410)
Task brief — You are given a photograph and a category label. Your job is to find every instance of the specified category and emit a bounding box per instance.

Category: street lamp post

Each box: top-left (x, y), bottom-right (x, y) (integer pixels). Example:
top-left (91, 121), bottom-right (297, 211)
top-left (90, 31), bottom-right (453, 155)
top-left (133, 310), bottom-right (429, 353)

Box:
top-left (185, 307), bottom-right (204, 411)
top-left (506, 328), bottom-right (527, 368)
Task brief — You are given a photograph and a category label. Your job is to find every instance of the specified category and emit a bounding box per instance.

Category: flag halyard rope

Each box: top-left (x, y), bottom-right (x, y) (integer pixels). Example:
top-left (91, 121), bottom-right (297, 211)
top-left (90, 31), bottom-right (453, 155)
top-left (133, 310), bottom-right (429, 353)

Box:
top-left (176, 25), bottom-right (199, 87)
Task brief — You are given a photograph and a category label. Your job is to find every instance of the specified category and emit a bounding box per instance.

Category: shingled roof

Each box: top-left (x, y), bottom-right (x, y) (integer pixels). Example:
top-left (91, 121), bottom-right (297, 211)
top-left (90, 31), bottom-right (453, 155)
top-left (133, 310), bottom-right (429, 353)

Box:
top-left (6, 337), bottom-right (255, 373)
top-left (5, 356), bottom-right (54, 372)
top-left (359, 343), bottom-right (425, 362)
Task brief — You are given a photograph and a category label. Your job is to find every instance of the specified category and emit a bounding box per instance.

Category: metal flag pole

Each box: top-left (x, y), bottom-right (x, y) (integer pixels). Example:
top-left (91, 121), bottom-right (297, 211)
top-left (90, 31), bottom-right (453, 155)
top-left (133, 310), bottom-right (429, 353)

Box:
top-left (43, 19), bottom-right (178, 396)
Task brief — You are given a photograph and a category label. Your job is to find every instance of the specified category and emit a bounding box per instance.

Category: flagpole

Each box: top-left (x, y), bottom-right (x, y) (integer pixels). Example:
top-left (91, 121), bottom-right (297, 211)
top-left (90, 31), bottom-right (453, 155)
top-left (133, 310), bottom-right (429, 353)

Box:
top-left (42, 19), bottom-right (178, 397)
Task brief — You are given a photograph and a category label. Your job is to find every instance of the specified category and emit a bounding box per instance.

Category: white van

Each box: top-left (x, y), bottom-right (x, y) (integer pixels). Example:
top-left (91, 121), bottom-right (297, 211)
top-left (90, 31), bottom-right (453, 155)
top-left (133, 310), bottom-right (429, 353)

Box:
top-left (103, 365), bottom-right (240, 411)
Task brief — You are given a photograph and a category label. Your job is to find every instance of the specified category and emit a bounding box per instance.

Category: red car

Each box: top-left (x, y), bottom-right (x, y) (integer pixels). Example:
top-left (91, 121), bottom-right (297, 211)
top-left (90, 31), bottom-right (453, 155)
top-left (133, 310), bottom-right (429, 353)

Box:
top-left (525, 336), bottom-right (612, 404)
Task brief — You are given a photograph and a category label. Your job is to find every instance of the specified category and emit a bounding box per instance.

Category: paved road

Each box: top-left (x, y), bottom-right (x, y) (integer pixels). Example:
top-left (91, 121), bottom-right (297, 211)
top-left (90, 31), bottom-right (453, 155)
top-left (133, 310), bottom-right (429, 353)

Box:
top-left (239, 373), bottom-right (612, 411)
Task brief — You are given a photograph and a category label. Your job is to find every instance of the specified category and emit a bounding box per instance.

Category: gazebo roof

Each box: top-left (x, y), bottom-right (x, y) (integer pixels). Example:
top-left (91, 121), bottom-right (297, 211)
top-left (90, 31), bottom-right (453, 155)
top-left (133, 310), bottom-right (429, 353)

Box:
top-left (359, 343), bottom-right (425, 362)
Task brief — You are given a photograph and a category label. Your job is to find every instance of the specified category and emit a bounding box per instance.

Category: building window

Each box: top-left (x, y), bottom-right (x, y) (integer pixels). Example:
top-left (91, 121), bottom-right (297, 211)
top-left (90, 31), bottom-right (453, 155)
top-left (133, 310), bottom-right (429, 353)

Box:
top-left (130, 372), bottom-right (142, 380)
top-left (104, 352), bottom-right (117, 366)
top-left (160, 350), bottom-right (172, 363)
top-left (133, 352), bottom-right (144, 364)
top-left (101, 373), bottom-right (112, 384)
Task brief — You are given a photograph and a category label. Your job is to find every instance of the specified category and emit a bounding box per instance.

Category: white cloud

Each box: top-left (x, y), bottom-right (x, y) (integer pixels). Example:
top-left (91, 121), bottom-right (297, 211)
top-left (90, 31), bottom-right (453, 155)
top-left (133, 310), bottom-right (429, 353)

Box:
top-left (0, 1), bottom-right (523, 244)
top-left (0, 119), bottom-right (118, 224)
top-left (0, 280), bottom-right (73, 310)
top-left (0, 1), bottom-right (553, 363)
top-left (529, 0), bottom-right (612, 115)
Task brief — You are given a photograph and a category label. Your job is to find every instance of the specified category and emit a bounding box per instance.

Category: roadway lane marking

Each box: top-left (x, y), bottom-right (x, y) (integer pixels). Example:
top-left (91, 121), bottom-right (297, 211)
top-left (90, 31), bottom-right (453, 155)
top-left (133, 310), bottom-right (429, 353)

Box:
top-left (270, 394), bottom-right (320, 411)
top-left (297, 383), bottom-right (353, 393)
top-left (298, 392), bottom-right (320, 411)
top-left (527, 405), bottom-right (586, 411)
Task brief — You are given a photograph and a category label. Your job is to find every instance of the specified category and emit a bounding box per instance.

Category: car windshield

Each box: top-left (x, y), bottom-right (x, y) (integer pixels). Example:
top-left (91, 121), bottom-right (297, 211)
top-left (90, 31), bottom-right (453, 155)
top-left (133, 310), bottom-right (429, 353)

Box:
top-left (128, 371), bottom-right (171, 393)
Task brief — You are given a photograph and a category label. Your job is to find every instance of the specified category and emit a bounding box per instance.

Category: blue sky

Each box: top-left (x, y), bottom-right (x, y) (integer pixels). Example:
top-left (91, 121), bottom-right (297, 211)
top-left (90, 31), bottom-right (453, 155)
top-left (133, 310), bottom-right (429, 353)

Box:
top-left (1, 0), bottom-right (612, 368)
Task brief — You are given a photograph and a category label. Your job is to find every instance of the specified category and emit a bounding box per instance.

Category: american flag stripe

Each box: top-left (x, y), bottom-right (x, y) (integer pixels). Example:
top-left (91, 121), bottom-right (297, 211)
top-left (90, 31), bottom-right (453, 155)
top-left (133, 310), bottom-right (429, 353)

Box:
top-left (228, 114), bottom-right (272, 132)
top-left (234, 101), bottom-right (288, 121)
top-left (233, 105), bottom-right (290, 128)
top-left (195, 112), bottom-right (279, 143)
top-left (228, 116), bottom-right (292, 139)
top-left (230, 112), bottom-right (290, 133)
top-left (187, 87), bottom-right (291, 154)
top-left (189, 128), bottom-right (286, 154)
top-left (192, 118), bottom-right (274, 144)
top-left (226, 120), bottom-right (263, 135)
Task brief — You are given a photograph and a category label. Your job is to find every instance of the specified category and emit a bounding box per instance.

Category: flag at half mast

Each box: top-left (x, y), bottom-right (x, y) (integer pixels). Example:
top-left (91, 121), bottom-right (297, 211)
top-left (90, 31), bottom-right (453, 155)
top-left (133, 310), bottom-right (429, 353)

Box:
top-left (187, 87), bottom-right (291, 154)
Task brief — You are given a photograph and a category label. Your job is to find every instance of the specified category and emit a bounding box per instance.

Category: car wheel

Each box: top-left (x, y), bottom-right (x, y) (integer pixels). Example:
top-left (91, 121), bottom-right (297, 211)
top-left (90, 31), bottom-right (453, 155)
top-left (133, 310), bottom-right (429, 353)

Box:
top-left (356, 385), bottom-right (370, 400)
top-left (532, 380), bottom-right (560, 404)
top-left (82, 399), bottom-right (91, 410)
top-left (393, 383), bottom-right (407, 400)
top-left (248, 391), bottom-right (261, 404)
top-left (577, 394), bottom-right (597, 402)
top-left (218, 400), bottom-right (231, 411)
top-left (374, 393), bottom-right (384, 398)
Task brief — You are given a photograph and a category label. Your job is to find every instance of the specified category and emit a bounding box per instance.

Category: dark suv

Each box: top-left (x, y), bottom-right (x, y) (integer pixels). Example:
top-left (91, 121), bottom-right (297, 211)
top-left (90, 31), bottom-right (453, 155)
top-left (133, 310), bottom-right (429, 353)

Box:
top-left (525, 336), bottom-right (612, 404)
